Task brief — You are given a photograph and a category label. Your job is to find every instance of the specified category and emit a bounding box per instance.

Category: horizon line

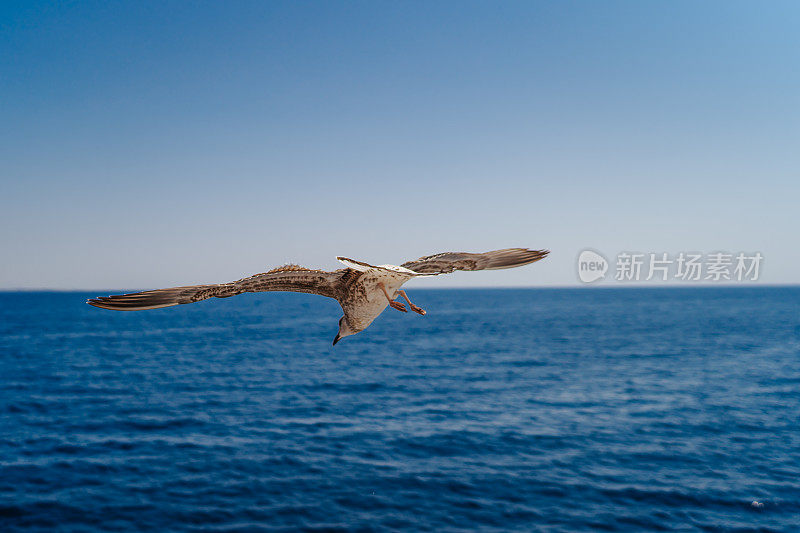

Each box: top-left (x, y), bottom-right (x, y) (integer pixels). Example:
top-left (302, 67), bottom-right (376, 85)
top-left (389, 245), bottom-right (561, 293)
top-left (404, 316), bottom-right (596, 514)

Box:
top-left (1, 283), bottom-right (797, 293)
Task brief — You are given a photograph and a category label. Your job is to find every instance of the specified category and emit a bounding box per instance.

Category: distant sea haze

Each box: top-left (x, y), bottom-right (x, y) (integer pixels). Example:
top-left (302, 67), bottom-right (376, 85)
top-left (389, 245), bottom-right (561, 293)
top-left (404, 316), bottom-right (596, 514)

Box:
top-left (2, 287), bottom-right (799, 531)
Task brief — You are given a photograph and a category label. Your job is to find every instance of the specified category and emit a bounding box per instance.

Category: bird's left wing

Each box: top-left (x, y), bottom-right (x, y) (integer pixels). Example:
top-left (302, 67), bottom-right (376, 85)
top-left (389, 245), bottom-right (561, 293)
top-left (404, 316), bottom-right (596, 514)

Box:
top-left (88, 266), bottom-right (345, 311)
top-left (400, 248), bottom-right (549, 275)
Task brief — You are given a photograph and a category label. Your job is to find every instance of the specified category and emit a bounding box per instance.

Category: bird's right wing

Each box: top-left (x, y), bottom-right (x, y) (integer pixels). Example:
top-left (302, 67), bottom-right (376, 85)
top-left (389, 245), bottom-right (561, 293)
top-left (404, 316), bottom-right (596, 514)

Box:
top-left (87, 266), bottom-right (345, 311)
top-left (400, 248), bottom-right (549, 275)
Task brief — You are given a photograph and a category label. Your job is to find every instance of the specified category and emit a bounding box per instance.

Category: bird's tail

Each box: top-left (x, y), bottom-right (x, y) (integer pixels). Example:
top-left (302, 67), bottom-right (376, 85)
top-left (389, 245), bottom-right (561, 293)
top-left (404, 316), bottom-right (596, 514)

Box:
top-left (87, 283), bottom-right (239, 311)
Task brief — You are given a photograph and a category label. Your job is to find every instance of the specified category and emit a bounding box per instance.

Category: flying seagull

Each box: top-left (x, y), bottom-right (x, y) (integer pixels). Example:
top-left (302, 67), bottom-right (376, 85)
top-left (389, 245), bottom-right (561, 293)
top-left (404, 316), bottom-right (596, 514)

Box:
top-left (88, 248), bottom-right (549, 344)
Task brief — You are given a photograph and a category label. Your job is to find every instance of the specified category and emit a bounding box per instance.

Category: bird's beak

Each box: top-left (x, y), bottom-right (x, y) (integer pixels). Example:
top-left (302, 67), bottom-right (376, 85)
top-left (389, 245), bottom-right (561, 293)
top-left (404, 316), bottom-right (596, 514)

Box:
top-left (332, 334), bottom-right (341, 346)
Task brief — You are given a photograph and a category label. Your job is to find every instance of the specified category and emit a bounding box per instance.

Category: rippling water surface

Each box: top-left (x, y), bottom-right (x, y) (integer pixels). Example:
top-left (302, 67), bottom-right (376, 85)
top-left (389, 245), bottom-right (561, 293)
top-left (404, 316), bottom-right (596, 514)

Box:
top-left (1, 287), bottom-right (799, 531)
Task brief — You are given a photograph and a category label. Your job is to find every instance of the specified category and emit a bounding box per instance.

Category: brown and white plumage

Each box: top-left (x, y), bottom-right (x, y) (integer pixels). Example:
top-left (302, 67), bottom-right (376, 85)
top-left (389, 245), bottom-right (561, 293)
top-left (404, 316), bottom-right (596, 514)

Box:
top-left (87, 266), bottom-right (346, 311)
top-left (88, 248), bottom-right (549, 344)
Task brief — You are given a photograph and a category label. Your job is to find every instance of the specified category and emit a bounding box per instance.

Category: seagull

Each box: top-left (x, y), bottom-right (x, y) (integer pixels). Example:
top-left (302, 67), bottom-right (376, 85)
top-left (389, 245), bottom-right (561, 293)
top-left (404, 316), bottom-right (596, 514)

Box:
top-left (88, 248), bottom-right (549, 344)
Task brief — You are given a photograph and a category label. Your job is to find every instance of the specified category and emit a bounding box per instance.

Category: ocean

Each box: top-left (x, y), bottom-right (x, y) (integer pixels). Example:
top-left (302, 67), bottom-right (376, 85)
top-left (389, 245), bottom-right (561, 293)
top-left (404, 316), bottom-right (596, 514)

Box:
top-left (1, 287), bottom-right (799, 532)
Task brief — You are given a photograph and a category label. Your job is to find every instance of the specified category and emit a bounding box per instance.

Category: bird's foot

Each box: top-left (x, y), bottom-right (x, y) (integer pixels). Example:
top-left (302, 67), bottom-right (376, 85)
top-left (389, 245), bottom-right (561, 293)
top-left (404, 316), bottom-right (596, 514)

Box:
top-left (410, 304), bottom-right (426, 315)
top-left (390, 300), bottom-right (408, 312)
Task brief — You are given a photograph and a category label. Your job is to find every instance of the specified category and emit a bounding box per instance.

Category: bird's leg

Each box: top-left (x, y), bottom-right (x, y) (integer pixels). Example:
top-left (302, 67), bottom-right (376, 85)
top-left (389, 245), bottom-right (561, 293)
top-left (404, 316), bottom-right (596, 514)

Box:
top-left (397, 290), bottom-right (426, 315)
top-left (378, 282), bottom-right (407, 312)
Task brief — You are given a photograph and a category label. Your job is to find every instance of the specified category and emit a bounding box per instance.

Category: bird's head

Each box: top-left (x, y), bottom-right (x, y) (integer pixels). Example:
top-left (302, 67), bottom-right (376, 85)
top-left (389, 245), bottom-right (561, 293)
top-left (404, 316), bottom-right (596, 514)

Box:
top-left (333, 316), bottom-right (355, 346)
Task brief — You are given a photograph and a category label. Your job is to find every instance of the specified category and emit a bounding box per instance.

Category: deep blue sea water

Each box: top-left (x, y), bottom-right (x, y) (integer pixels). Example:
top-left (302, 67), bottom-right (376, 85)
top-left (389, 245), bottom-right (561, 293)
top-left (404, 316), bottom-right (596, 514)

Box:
top-left (1, 287), bottom-right (799, 532)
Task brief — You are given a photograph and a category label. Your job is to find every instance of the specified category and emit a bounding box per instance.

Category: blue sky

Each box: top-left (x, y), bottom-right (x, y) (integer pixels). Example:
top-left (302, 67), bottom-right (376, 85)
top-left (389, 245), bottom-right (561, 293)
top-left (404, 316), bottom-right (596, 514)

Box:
top-left (2, 1), bottom-right (798, 289)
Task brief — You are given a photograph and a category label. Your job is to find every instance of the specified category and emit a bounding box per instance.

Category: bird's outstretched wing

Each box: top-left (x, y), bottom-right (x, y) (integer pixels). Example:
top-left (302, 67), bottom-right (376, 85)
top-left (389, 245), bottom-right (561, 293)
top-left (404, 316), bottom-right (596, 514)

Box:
top-left (87, 265), bottom-right (345, 311)
top-left (401, 248), bottom-right (549, 275)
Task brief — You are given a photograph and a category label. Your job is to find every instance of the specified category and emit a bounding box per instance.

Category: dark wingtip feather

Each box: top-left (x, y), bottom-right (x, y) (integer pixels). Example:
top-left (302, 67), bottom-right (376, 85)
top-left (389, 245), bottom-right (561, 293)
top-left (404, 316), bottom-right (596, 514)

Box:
top-left (484, 247), bottom-right (550, 270)
top-left (86, 290), bottom-right (183, 311)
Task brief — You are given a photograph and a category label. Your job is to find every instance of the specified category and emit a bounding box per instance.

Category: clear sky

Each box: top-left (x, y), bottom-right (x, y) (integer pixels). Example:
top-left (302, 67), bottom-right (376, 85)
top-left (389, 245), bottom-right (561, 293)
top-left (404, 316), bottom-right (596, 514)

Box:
top-left (2, 1), bottom-right (798, 289)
